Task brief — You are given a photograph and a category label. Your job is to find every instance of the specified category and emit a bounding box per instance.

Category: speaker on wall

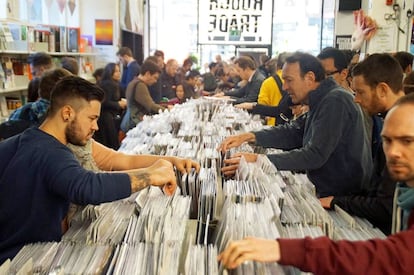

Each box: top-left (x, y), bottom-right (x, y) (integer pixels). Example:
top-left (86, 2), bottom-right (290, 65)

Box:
top-left (121, 29), bottom-right (143, 64)
top-left (338, 0), bottom-right (362, 11)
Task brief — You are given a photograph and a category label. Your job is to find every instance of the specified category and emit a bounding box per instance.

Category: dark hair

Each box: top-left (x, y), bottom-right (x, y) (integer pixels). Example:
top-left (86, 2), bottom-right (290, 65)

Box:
top-left (39, 68), bottom-right (72, 99)
top-left (285, 52), bottom-right (326, 82)
top-left (27, 78), bottom-right (41, 102)
top-left (61, 57), bottom-right (79, 75)
top-left (101, 63), bottom-right (119, 81)
top-left (183, 57), bottom-right (193, 67)
top-left (235, 56), bottom-right (256, 70)
top-left (392, 92), bottom-right (414, 108)
top-left (92, 68), bottom-right (104, 81)
top-left (140, 60), bottom-right (162, 75)
top-left (260, 54), bottom-right (270, 64)
top-left (208, 62), bottom-right (217, 70)
top-left (317, 47), bottom-right (349, 71)
top-left (116, 46), bottom-right (133, 57)
top-left (403, 71), bottom-right (414, 94)
top-left (394, 51), bottom-right (414, 72)
top-left (216, 68), bottom-right (226, 77)
top-left (266, 58), bottom-right (278, 74)
top-left (352, 53), bottom-right (403, 93)
top-left (185, 69), bottom-right (200, 80)
top-left (49, 76), bottom-right (104, 116)
top-left (154, 50), bottom-right (165, 60)
top-left (28, 52), bottom-right (52, 67)
top-left (144, 55), bottom-right (160, 66)
top-left (277, 52), bottom-right (292, 70)
top-left (341, 50), bottom-right (358, 66)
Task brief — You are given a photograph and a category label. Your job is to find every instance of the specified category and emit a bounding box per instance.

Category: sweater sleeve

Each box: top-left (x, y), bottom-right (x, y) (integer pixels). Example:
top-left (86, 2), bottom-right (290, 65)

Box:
top-left (254, 114), bottom-right (306, 149)
top-left (135, 82), bottom-right (166, 113)
top-left (331, 176), bottom-right (396, 234)
top-left (43, 146), bottom-right (131, 205)
top-left (278, 226), bottom-right (414, 275)
top-left (265, 95), bottom-right (351, 171)
top-left (226, 86), bottom-right (245, 98)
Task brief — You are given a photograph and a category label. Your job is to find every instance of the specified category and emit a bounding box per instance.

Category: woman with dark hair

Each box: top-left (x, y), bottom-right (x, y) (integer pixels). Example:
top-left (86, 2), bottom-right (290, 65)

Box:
top-left (94, 62), bottom-right (126, 149)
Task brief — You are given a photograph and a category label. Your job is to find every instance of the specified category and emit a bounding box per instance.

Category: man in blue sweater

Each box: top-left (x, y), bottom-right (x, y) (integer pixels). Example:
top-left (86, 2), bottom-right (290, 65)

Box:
top-left (219, 52), bottom-right (372, 197)
top-left (0, 76), bottom-right (177, 263)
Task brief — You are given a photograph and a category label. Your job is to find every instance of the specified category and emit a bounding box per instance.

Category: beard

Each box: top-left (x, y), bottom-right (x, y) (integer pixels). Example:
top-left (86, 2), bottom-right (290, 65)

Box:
top-left (65, 118), bottom-right (91, 146)
top-left (387, 159), bottom-right (413, 182)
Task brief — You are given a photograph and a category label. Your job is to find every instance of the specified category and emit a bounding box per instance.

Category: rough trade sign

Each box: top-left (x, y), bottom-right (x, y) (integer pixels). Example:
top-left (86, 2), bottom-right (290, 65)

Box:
top-left (198, 0), bottom-right (273, 45)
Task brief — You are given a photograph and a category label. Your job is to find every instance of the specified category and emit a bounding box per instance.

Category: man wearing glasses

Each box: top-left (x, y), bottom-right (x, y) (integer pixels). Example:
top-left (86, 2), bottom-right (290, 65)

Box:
top-left (219, 51), bottom-right (372, 198)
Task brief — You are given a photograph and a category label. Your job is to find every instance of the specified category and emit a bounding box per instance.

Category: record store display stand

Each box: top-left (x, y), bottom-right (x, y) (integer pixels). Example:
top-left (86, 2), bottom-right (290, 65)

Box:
top-left (1, 98), bottom-right (386, 275)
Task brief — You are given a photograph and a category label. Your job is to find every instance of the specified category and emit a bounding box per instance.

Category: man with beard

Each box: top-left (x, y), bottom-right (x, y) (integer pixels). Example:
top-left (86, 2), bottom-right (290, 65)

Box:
top-left (218, 93), bottom-right (414, 274)
top-left (0, 76), bottom-right (178, 264)
top-left (319, 53), bottom-right (405, 234)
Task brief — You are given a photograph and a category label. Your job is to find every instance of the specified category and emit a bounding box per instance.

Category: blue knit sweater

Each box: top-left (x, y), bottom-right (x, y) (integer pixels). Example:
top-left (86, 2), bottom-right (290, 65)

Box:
top-left (0, 128), bottom-right (131, 263)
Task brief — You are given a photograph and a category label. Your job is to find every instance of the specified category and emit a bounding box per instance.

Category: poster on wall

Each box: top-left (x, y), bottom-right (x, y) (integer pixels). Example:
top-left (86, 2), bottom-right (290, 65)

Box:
top-left (95, 19), bottom-right (113, 45)
top-left (411, 18), bottom-right (414, 54)
top-left (368, 25), bottom-right (396, 53)
top-left (198, 0), bottom-right (273, 45)
top-left (335, 35), bottom-right (352, 50)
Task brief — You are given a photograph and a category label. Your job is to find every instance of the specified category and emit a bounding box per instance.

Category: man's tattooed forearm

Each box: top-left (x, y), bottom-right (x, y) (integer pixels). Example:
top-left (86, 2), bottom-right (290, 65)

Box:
top-left (133, 172), bottom-right (151, 191)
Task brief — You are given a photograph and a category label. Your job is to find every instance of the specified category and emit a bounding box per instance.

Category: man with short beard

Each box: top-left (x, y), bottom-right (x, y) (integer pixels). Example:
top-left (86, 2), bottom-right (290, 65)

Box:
top-left (218, 92), bottom-right (414, 274)
top-left (0, 76), bottom-right (178, 264)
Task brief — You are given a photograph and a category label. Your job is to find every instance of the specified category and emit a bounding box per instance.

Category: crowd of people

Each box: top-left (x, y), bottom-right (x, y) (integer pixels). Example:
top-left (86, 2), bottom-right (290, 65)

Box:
top-left (2, 46), bottom-right (414, 273)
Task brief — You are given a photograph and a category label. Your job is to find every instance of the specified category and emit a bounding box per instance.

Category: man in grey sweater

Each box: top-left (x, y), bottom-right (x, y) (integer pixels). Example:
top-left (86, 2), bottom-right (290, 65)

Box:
top-left (219, 52), bottom-right (372, 197)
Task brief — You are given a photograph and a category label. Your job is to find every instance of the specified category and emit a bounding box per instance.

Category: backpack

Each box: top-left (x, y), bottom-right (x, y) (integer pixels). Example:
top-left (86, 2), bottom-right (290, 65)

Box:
top-left (0, 103), bottom-right (44, 140)
top-left (272, 73), bottom-right (293, 123)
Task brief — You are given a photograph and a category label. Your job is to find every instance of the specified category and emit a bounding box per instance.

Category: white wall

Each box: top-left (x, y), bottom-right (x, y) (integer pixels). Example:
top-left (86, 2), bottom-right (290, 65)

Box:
top-left (79, 0), bottom-right (120, 68)
top-left (335, 0), bottom-right (414, 53)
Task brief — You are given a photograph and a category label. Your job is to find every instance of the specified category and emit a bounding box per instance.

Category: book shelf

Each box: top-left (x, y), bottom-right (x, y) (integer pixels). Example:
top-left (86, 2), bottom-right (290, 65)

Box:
top-left (0, 50), bottom-right (97, 121)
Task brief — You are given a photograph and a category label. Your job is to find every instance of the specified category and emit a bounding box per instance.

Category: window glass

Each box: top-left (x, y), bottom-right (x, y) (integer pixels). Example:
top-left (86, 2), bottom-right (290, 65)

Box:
top-left (149, 0), bottom-right (335, 69)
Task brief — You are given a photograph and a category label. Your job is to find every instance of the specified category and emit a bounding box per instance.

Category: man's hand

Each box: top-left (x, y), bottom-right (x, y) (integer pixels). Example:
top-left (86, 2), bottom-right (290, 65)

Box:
top-left (319, 196), bottom-right (334, 209)
top-left (217, 237), bottom-right (281, 269)
top-left (221, 152), bottom-right (258, 177)
top-left (129, 159), bottom-right (177, 195)
top-left (234, 102), bottom-right (254, 110)
top-left (213, 92), bottom-right (225, 97)
top-left (218, 133), bottom-right (256, 153)
top-left (170, 157), bottom-right (200, 174)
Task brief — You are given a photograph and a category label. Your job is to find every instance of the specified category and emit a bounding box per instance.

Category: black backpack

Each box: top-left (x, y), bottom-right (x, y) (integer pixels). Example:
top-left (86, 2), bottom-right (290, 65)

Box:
top-left (0, 103), bottom-right (44, 140)
top-left (272, 73), bottom-right (294, 123)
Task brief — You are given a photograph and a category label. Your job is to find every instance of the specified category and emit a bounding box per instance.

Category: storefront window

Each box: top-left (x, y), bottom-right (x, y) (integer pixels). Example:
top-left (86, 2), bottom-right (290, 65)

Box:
top-left (149, 0), bottom-right (335, 67)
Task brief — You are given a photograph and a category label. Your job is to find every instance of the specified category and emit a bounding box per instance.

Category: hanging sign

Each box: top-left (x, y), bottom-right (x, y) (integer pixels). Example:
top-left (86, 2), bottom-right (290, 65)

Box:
top-left (198, 0), bottom-right (273, 45)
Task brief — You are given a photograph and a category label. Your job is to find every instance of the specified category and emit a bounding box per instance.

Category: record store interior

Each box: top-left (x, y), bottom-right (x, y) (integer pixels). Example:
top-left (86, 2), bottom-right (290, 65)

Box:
top-left (1, 0), bottom-right (414, 274)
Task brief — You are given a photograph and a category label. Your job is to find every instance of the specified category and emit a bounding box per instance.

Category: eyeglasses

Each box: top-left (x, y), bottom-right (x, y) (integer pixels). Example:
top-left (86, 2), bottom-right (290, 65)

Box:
top-left (326, 70), bottom-right (340, 77)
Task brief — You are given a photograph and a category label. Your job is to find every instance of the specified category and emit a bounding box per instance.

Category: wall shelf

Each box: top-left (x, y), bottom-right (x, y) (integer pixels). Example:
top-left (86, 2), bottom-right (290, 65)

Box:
top-left (0, 86), bottom-right (27, 94)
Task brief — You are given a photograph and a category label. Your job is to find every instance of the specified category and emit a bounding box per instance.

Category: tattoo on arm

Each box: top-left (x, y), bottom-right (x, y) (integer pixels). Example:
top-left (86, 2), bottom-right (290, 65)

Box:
top-left (130, 172), bottom-right (151, 192)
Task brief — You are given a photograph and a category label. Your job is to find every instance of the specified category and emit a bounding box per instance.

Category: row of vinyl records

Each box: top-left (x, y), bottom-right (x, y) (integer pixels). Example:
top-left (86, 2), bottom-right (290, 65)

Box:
top-left (0, 98), bottom-right (386, 275)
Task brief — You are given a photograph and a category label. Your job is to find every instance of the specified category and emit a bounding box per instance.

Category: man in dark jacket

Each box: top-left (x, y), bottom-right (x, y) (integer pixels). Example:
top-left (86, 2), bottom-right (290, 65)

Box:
top-left (320, 53), bottom-right (405, 234)
top-left (117, 47), bottom-right (141, 97)
top-left (219, 52), bottom-right (372, 197)
top-left (216, 56), bottom-right (265, 104)
top-left (218, 92), bottom-right (414, 275)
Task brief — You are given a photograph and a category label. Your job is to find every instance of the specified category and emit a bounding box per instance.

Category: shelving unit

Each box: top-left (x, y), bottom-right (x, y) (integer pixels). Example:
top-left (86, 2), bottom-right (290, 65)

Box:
top-left (0, 50), bottom-right (98, 121)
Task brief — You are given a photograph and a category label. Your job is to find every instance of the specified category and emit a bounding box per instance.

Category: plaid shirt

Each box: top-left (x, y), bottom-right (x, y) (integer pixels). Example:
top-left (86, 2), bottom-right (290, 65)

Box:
top-left (9, 98), bottom-right (50, 122)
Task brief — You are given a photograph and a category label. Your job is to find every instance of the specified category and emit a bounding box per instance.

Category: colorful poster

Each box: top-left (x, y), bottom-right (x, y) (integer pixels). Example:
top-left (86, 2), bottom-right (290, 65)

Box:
top-left (95, 19), bottom-right (113, 45)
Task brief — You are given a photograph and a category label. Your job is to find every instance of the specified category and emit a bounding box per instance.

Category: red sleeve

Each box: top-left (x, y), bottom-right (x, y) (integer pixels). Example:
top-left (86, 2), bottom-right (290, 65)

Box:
top-left (278, 225), bottom-right (414, 275)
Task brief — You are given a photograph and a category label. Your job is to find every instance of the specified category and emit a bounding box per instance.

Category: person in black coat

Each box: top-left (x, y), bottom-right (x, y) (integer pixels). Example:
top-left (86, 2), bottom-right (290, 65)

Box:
top-left (94, 63), bottom-right (126, 149)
